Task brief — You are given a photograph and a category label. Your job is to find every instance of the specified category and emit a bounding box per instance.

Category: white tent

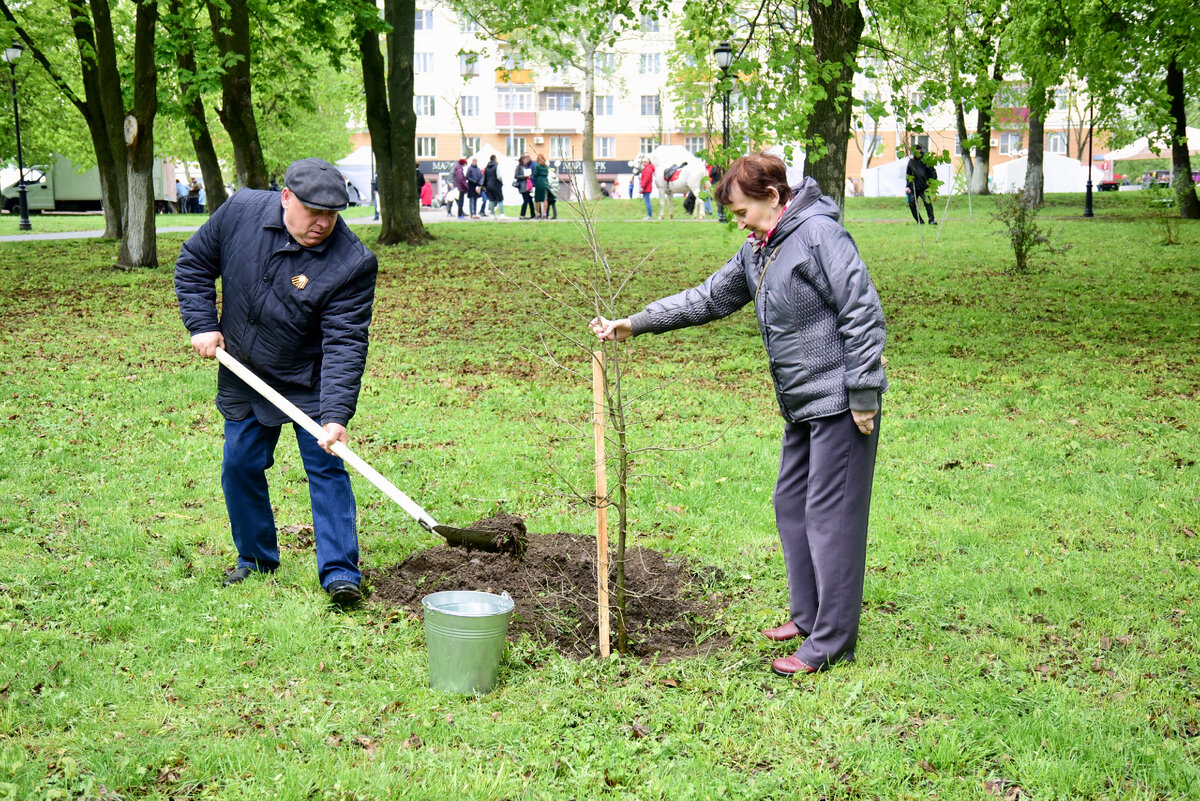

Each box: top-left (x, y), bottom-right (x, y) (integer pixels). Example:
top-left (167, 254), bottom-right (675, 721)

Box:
top-left (861, 157), bottom-right (953, 197)
top-left (764, 144), bottom-right (807, 185)
top-left (1105, 128), bottom-right (1200, 161)
top-left (464, 143), bottom-right (524, 209)
top-left (335, 147), bottom-right (374, 206)
top-left (992, 152), bottom-right (1090, 194)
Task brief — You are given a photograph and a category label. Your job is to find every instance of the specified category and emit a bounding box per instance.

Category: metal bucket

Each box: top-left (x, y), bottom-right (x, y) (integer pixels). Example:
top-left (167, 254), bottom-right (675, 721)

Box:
top-left (421, 590), bottom-right (514, 694)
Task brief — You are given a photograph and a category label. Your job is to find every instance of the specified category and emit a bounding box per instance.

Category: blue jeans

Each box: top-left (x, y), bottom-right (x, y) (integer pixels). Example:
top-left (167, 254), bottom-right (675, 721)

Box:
top-left (222, 416), bottom-right (360, 588)
top-left (642, 192), bottom-right (653, 217)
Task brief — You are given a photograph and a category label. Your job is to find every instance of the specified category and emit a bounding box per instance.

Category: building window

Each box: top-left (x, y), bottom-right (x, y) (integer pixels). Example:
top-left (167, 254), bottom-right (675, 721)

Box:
top-left (462, 137), bottom-right (481, 155)
top-left (460, 52), bottom-right (479, 77)
top-left (594, 95), bottom-right (614, 116)
top-left (595, 137), bottom-right (615, 158)
top-left (594, 52), bottom-right (615, 73)
top-left (640, 95), bottom-right (660, 116)
top-left (639, 54), bottom-right (661, 74)
top-left (498, 88), bottom-right (532, 111)
top-left (414, 9), bottom-right (433, 30)
top-left (505, 136), bottom-right (526, 158)
top-left (1053, 88), bottom-right (1069, 110)
top-left (414, 53), bottom-right (435, 74)
top-left (459, 16), bottom-right (480, 32)
top-left (460, 96), bottom-right (479, 117)
top-left (685, 136), bottom-right (705, 153)
top-left (414, 96), bottom-right (436, 116)
top-left (999, 132), bottom-right (1022, 155)
top-left (909, 91), bottom-right (929, 112)
top-left (550, 136), bottom-right (572, 158)
top-left (1046, 132), bottom-right (1067, 155)
top-left (639, 137), bottom-right (659, 154)
top-left (416, 137), bottom-right (437, 157)
top-left (501, 52), bottom-right (525, 70)
top-left (908, 134), bottom-right (929, 152)
top-left (541, 91), bottom-right (579, 111)
top-left (680, 98), bottom-right (703, 117)
top-left (640, 13), bottom-right (659, 32)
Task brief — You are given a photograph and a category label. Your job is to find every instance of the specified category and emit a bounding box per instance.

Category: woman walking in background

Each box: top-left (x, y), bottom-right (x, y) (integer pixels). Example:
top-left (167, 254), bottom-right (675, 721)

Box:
top-left (532, 154), bottom-right (550, 219)
top-left (515, 155), bottom-right (535, 220)
top-left (484, 155), bottom-right (505, 218)
top-left (590, 152), bottom-right (887, 676)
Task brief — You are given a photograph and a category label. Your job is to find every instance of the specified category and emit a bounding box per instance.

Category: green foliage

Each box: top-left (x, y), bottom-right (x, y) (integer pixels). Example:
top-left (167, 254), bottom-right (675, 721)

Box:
top-left (1145, 183), bottom-right (1181, 246)
top-left (0, 207), bottom-right (1197, 798)
top-left (991, 188), bottom-right (1070, 272)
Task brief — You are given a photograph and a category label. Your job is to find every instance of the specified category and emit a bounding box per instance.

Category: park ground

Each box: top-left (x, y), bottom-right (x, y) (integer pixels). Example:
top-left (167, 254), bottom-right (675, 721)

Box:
top-left (0, 192), bottom-right (1197, 799)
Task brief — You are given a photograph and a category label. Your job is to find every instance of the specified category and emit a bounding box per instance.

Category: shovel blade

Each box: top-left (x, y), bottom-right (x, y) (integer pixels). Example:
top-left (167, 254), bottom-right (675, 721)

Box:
top-left (432, 524), bottom-right (527, 556)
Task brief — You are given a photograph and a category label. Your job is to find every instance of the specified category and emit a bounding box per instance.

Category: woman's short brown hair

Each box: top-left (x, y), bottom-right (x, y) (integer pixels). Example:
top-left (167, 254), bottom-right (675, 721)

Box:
top-left (714, 153), bottom-right (792, 207)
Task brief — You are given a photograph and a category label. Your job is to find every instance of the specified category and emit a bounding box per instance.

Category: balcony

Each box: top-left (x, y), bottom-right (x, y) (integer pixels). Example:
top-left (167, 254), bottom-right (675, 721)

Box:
top-left (496, 111), bottom-right (537, 130)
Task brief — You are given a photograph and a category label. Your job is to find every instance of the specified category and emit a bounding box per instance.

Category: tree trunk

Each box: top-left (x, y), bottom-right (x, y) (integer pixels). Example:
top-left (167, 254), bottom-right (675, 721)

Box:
top-left (1026, 103), bottom-right (1045, 205)
top-left (580, 45), bottom-right (601, 201)
top-left (207, 0), bottom-right (268, 190)
top-left (955, 101), bottom-right (975, 190)
top-left (117, 0), bottom-right (158, 269)
top-left (89, 0), bottom-right (129, 233)
top-left (383, 0), bottom-right (430, 245)
top-left (804, 0), bottom-right (864, 216)
top-left (1166, 56), bottom-right (1200, 219)
top-left (167, 0), bottom-right (227, 215)
top-left (970, 60), bottom-right (1004, 196)
top-left (359, 7), bottom-right (400, 243)
top-left (65, 2), bottom-right (122, 238)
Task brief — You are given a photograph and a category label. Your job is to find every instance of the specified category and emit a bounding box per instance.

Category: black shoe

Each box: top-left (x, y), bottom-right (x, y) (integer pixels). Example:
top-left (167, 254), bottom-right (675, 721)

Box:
top-left (327, 580), bottom-right (362, 606)
top-left (929, 218), bottom-right (937, 225)
top-left (222, 567), bottom-right (254, 586)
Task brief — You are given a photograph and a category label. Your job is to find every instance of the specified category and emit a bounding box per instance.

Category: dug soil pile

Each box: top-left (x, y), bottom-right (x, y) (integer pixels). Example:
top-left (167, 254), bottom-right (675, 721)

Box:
top-left (369, 513), bottom-right (730, 660)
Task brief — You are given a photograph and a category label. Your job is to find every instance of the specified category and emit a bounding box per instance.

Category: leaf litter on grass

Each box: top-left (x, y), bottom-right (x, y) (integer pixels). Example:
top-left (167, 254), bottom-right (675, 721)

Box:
top-left (367, 513), bottom-right (730, 659)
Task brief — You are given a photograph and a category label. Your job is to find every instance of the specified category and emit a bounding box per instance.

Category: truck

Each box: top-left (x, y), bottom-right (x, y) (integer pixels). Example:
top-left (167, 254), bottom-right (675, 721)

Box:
top-left (2, 155), bottom-right (177, 213)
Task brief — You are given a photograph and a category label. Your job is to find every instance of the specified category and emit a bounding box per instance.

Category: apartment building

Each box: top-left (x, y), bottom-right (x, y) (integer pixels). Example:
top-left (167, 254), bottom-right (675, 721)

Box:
top-left (407, 5), bottom-right (706, 188)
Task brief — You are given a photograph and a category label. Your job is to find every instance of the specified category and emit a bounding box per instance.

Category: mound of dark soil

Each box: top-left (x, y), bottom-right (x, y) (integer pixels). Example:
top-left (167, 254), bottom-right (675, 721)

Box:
top-left (368, 515), bottom-right (729, 660)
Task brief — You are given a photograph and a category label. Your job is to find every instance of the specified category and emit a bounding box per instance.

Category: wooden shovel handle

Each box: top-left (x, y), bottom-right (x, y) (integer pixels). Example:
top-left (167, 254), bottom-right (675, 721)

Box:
top-left (213, 347), bottom-right (439, 531)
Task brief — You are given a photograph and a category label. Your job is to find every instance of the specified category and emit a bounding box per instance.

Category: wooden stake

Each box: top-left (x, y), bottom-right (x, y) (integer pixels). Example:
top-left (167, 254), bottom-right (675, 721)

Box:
top-left (592, 350), bottom-right (611, 658)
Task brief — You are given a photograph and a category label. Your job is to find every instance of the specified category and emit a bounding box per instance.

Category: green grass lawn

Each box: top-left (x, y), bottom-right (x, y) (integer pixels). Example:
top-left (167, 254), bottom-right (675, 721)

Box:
top-left (0, 197), bottom-right (1197, 799)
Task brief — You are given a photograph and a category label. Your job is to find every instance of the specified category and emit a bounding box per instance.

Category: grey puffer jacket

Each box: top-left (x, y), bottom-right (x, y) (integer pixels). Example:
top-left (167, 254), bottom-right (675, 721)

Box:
top-left (629, 177), bottom-right (887, 422)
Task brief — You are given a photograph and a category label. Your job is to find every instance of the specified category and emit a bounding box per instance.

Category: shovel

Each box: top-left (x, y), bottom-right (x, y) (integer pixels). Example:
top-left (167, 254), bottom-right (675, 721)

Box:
top-left (213, 347), bottom-right (524, 555)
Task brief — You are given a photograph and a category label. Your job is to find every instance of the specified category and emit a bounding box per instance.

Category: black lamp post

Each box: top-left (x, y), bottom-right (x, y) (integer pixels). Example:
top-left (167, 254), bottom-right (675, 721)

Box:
top-left (3, 40), bottom-right (31, 232)
top-left (713, 41), bottom-right (733, 223)
top-left (1084, 103), bottom-right (1094, 218)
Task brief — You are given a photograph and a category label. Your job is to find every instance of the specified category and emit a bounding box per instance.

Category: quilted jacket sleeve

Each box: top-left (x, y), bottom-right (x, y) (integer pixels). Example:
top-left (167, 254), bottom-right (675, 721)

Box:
top-left (174, 201), bottom-right (231, 335)
top-left (317, 248), bottom-right (378, 426)
top-left (629, 249), bottom-right (752, 336)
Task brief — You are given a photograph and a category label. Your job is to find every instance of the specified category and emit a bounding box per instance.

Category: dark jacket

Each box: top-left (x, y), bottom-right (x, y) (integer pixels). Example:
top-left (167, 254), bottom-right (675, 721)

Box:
top-left (483, 161), bottom-right (503, 200)
top-left (454, 163), bottom-right (469, 192)
top-left (175, 189), bottom-right (378, 427)
top-left (906, 156), bottom-right (934, 195)
top-left (466, 164), bottom-right (483, 188)
top-left (629, 177), bottom-right (887, 422)
top-left (515, 161), bottom-right (532, 193)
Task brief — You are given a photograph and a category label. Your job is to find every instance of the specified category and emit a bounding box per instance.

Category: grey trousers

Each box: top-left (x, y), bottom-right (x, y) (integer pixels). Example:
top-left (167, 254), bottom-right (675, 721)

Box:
top-left (774, 409), bottom-right (880, 668)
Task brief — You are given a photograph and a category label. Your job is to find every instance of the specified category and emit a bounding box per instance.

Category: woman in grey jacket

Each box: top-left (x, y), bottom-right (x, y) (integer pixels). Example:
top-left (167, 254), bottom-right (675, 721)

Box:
top-left (590, 153), bottom-right (887, 676)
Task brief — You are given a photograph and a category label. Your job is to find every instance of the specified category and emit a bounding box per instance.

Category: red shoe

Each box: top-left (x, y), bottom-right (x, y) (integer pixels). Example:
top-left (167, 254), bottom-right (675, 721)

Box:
top-left (761, 620), bottom-right (807, 642)
top-left (771, 655), bottom-right (819, 676)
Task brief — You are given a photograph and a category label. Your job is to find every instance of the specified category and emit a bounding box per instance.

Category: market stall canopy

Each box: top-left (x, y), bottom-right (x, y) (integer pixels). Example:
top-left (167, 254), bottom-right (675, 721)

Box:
top-left (1106, 128), bottom-right (1200, 161)
top-left (993, 153), bottom-right (1089, 194)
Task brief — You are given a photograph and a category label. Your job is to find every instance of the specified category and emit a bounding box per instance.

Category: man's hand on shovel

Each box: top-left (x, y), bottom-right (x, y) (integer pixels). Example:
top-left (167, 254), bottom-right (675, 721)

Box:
top-left (317, 423), bottom-right (348, 455)
top-left (191, 331), bottom-right (225, 358)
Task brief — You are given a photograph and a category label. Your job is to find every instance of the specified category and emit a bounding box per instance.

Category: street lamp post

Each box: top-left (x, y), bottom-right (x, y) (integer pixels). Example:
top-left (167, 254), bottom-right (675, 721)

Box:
top-left (1084, 103), bottom-right (1094, 218)
top-left (713, 41), bottom-right (733, 223)
top-left (3, 40), bottom-right (31, 232)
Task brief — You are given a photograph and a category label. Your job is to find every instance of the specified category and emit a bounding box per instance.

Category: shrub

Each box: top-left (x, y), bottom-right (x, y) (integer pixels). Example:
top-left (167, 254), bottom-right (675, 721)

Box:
top-left (992, 188), bottom-right (1071, 272)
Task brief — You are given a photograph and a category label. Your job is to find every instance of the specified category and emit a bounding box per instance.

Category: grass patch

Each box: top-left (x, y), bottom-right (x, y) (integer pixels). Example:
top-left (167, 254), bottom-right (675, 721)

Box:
top-left (0, 198), bottom-right (1197, 799)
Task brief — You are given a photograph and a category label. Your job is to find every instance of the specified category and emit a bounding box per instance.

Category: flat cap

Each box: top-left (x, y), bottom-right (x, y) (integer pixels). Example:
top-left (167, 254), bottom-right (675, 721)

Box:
top-left (285, 157), bottom-right (349, 211)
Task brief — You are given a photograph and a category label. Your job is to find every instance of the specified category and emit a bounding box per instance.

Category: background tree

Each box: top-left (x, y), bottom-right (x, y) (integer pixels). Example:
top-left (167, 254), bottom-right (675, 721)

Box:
top-left (116, 0), bottom-right (159, 268)
top-left (357, 0), bottom-right (430, 245)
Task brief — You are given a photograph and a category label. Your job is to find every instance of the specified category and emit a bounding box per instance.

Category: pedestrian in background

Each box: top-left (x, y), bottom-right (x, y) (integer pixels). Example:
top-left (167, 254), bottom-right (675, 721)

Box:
top-left (453, 158), bottom-right (469, 219)
top-left (484, 154), bottom-right (505, 218)
top-left (466, 158), bottom-right (483, 219)
top-left (533, 154), bottom-right (550, 219)
top-left (905, 144), bottom-right (936, 225)
top-left (515, 154), bottom-right (535, 220)
top-left (639, 162), bottom-right (655, 220)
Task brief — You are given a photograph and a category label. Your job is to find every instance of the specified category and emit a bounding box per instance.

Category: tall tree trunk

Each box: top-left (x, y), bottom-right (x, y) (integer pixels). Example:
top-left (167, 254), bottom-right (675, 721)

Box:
top-left (970, 59), bottom-right (1004, 196)
top-left (207, 0), bottom-right (267, 190)
top-left (804, 0), bottom-right (864, 216)
top-left (117, 0), bottom-right (158, 269)
top-left (89, 0), bottom-right (130, 232)
top-left (358, 2), bottom-right (400, 243)
top-left (167, 0), bottom-right (227, 214)
top-left (1026, 92), bottom-right (1046, 205)
top-left (383, 0), bottom-right (430, 244)
top-left (580, 44), bottom-right (601, 201)
top-left (65, 2), bottom-right (122, 238)
top-left (955, 100), bottom-right (975, 190)
top-left (1166, 55), bottom-right (1200, 219)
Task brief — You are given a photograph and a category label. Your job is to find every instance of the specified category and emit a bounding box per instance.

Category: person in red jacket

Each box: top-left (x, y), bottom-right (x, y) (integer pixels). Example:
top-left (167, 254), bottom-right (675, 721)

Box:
top-left (640, 162), bottom-right (655, 219)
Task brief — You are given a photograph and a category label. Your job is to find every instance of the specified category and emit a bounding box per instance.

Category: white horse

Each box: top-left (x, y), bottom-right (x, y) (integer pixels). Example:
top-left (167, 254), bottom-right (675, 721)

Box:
top-left (629, 146), bottom-right (709, 220)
